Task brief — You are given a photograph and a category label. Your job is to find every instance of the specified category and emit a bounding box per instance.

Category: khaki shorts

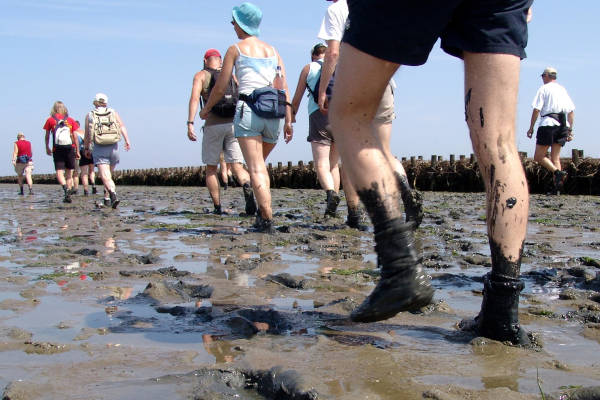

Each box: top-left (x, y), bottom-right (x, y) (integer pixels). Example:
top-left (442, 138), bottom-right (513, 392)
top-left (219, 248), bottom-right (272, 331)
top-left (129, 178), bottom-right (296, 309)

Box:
top-left (15, 161), bottom-right (33, 175)
top-left (202, 122), bottom-right (244, 165)
top-left (374, 81), bottom-right (395, 124)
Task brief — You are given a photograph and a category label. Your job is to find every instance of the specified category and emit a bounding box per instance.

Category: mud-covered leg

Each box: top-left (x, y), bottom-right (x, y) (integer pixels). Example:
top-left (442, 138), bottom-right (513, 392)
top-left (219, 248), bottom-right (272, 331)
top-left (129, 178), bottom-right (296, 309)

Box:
top-left (463, 52), bottom-right (530, 344)
top-left (330, 43), bottom-right (434, 322)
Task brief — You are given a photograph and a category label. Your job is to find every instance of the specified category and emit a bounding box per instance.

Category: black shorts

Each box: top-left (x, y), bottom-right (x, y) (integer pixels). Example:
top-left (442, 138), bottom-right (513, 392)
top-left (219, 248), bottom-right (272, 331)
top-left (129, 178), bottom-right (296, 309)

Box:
top-left (307, 110), bottom-right (334, 145)
top-left (53, 145), bottom-right (76, 170)
top-left (79, 153), bottom-right (94, 167)
top-left (536, 126), bottom-right (568, 147)
top-left (344, 0), bottom-right (533, 66)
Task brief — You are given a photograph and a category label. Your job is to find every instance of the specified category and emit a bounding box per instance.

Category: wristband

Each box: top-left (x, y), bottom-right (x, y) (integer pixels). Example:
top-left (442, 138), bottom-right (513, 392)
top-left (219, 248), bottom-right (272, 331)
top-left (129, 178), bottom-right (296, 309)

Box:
top-left (187, 121), bottom-right (194, 125)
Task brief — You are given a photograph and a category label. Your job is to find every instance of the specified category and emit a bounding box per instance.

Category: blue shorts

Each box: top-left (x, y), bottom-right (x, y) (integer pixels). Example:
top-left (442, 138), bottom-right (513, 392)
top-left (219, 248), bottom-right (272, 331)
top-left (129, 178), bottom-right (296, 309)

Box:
top-left (344, 0), bottom-right (533, 66)
top-left (233, 101), bottom-right (283, 144)
top-left (92, 143), bottom-right (120, 166)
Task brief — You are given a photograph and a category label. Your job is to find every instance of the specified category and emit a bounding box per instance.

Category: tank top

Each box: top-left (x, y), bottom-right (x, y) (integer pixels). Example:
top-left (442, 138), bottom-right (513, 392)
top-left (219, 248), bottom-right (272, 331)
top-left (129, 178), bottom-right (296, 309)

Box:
top-left (306, 61), bottom-right (323, 115)
top-left (234, 44), bottom-right (278, 96)
top-left (15, 140), bottom-right (32, 160)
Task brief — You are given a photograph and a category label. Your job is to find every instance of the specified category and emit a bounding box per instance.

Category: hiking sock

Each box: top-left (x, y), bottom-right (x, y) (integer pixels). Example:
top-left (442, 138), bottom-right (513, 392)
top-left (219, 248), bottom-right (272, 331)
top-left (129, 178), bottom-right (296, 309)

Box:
top-left (324, 190), bottom-right (340, 217)
top-left (213, 204), bottom-right (222, 215)
top-left (350, 217), bottom-right (434, 323)
top-left (28, 187), bottom-right (34, 195)
top-left (83, 189), bottom-right (89, 196)
top-left (109, 191), bottom-right (120, 209)
top-left (252, 211), bottom-right (275, 234)
top-left (19, 186), bottom-right (24, 195)
top-left (553, 170), bottom-right (567, 192)
top-left (242, 183), bottom-right (257, 215)
top-left (92, 186), bottom-right (97, 194)
top-left (346, 207), bottom-right (368, 231)
top-left (62, 185), bottom-right (68, 195)
top-left (395, 173), bottom-right (424, 227)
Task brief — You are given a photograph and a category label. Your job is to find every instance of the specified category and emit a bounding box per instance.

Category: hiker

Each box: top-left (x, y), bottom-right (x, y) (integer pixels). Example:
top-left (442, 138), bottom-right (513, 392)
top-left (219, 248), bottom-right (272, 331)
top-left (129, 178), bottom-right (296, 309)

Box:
top-left (328, 0), bottom-right (533, 345)
top-left (200, 2), bottom-right (293, 233)
top-left (75, 128), bottom-right (96, 196)
top-left (527, 67), bottom-right (575, 194)
top-left (83, 93), bottom-right (131, 209)
top-left (43, 101), bottom-right (80, 203)
top-left (12, 132), bottom-right (34, 195)
top-left (317, 0), bottom-right (423, 229)
top-left (187, 48), bottom-right (256, 215)
top-left (290, 43), bottom-right (342, 218)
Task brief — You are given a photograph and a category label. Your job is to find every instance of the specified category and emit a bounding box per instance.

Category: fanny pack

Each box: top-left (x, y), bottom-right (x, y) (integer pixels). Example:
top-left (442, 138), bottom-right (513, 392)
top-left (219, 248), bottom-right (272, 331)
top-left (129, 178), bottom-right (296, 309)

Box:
top-left (239, 87), bottom-right (290, 119)
top-left (542, 112), bottom-right (567, 127)
top-left (16, 155), bottom-right (30, 164)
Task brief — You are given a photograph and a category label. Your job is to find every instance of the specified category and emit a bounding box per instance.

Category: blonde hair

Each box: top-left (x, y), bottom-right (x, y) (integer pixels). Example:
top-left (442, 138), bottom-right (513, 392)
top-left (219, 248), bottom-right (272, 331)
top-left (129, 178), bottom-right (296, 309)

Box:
top-left (17, 132), bottom-right (25, 139)
top-left (50, 101), bottom-right (68, 116)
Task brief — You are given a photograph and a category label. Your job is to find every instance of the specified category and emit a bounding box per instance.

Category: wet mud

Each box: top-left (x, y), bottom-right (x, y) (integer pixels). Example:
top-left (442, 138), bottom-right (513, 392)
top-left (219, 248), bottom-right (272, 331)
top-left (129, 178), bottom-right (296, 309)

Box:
top-left (1, 184), bottom-right (599, 399)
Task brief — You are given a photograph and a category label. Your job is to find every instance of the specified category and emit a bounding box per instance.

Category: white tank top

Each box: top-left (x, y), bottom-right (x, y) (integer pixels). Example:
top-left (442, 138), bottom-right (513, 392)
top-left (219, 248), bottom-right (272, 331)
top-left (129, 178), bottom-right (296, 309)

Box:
top-left (234, 44), bottom-right (278, 95)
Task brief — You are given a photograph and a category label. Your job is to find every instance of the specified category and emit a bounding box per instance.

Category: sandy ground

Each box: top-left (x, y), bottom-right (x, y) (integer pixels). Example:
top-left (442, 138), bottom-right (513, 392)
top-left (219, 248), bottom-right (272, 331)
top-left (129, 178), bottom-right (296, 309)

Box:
top-left (0, 184), bottom-right (599, 399)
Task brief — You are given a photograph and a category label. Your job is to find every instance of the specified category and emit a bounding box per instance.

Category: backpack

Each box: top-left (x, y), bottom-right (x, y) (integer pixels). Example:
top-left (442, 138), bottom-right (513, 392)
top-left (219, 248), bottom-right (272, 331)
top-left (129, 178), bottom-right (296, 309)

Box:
top-left (306, 60), bottom-right (334, 104)
top-left (201, 68), bottom-right (238, 118)
top-left (91, 108), bottom-right (121, 145)
top-left (239, 87), bottom-right (289, 119)
top-left (52, 115), bottom-right (73, 147)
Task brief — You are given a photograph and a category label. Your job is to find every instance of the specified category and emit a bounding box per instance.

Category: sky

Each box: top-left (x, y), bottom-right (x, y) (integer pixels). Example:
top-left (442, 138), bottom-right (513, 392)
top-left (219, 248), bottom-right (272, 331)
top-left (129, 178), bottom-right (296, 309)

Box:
top-left (1, 0), bottom-right (598, 177)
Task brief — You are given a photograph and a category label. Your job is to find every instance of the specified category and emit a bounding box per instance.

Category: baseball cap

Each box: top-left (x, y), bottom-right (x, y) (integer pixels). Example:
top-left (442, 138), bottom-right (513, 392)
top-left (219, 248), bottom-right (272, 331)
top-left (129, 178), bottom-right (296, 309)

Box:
top-left (542, 67), bottom-right (557, 76)
top-left (232, 2), bottom-right (262, 37)
top-left (311, 43), bottom-right (327, 55)
top-left (204, 49), bottom-right (221, 59)
top-left (94, 93), bottom-right (108, 104)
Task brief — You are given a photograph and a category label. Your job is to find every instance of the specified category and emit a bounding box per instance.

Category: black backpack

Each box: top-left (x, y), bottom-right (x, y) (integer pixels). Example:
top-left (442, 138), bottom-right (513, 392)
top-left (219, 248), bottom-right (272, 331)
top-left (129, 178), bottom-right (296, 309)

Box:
top-left (306, 60), bottom-right (334, 104)
top-left (201, 68), bottom-right (238, 118)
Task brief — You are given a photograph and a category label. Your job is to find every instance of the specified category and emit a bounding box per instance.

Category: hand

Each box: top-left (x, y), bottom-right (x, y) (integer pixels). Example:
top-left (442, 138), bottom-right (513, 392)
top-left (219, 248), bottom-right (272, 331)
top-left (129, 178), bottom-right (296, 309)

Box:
top-left (75, 152), bottom-right (81, 160)
top-left (85, 149), bottom-right (92, 158)
top-left (318, 93), bottom-right (329, 115)
top-left (284, 123), bottom-right (293, 143)
top-left (199, 108), bottom-right (209, 120)
top-left (46, 147), bottom-right (52, 155)
top-left (187, 126), bottom-right (197, 141)
top-left (526, 128), bottom-right (533, 139)
top-left (124, 142), bottom-right (131, 151)
top-left (12, 160), bottom-right (16, 166)
top-left (567, 131), bottom-right (573, 142)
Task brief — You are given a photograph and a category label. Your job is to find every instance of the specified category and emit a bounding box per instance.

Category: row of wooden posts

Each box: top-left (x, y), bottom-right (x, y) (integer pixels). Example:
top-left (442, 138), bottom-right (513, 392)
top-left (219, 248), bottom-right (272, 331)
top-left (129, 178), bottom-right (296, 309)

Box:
top-left (1, 149), bottom-right (597, 195)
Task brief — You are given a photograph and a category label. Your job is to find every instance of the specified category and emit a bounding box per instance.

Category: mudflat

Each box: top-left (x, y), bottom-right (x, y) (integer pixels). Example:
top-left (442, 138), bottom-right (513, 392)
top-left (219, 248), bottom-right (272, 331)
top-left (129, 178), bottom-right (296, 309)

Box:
top-left (1, 184), bottom-right (599, 400)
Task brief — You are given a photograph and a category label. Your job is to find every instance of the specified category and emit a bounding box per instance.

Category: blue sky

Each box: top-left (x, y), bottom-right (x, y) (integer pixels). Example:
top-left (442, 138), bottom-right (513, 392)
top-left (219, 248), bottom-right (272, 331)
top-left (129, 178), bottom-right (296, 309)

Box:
top-left (2, 0), bottom-right (597, 177)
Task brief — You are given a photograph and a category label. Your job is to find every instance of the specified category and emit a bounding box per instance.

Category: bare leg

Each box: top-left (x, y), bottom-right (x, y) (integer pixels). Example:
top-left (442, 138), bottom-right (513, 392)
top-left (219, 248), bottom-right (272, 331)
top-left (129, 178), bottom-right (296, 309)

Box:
top-left (312, 142), bottom-right (335, 191)
top-left (463, 51), bottom-right (529, 344)
top-left (65, 169), bottom-right (74, 190)
top-left (97, 164), bottom-right (116, 193)
top-left (17, 173), bottom-right (24, 192)
top-left (533, 144), bottom-right (556, 172)
top-left (330, 43), bottom-right (433, 322)
top-left (25, 166), bottom-right (33, 191)
top-left (229, 162), bottom-right (256, 215)
top-left (549, 143), bottom-right (562, 171)
top-left (238, 136), bottom-right (274, 220)
top-left (56, 169), bottom-right (67, 186)
top-left (205, 165), bottom-right (221, 211)
top-left (228, 162), bottom-right (250, 185)
top-left (80, 165), bottom-right (90, 193)
top-left (329, 143), bottom-right (340, 191)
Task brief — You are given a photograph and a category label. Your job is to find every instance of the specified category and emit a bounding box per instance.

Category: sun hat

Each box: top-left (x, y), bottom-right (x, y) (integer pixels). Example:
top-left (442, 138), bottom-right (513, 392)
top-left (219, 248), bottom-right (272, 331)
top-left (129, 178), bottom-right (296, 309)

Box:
top-left (94, 93), bottom-right (108, 104)
top-left (232, 2), bottom-right (262, 37)
top-left (542, 67), bottom-right (557, 77)
top-left (204, 49), bottom-right (221, 59)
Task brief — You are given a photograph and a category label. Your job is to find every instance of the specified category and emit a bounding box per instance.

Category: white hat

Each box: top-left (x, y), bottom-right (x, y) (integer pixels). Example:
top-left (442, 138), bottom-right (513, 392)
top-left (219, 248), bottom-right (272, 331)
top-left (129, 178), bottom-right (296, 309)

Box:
top-left (94, 93), bottom-right (108, 104)
top-left (542, 67), bottom-right (557, 76)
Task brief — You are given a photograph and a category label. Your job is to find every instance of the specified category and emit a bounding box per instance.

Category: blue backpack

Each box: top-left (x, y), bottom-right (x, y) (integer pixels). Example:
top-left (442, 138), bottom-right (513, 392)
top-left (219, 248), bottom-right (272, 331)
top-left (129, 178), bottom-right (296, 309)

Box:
top-left (306, 60), bottom-right (334, 104)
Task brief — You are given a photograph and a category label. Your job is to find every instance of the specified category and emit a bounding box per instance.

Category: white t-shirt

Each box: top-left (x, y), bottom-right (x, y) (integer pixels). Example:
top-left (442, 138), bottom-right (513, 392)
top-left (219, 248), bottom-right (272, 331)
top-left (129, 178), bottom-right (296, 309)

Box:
top-left (532, 81), bottom-right (575, 127)
top-left (318, 0), bottom-right (348, 42)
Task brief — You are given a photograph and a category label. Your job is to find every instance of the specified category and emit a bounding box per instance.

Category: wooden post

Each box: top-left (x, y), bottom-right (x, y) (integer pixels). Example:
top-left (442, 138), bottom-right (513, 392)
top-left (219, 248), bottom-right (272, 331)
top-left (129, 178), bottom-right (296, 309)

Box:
top-left (410, 156), bottom-right (416, 168)
top-left (470, 153), bottom-right (476, 164)
top-left (437, 155), bottom-right (443, 162)
top-left (418, 156), bottom-right (423, 161)
top-left (572, 148), bottom-right (580, 164)
top-left (401, 157), bottom-right (406, 162)
top-left (449, 154), bottom-right (455, 165)
top-left (431, 155), bottom-right (437, 167)
top-left (578, 149), bottom-right (584, 158)
top-left (459, 154), bottom-right (465, 162)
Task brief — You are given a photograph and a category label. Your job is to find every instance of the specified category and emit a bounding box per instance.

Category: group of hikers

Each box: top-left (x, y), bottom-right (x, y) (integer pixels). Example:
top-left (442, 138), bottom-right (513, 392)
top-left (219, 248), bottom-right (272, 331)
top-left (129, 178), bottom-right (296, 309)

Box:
top-left (13, 0), bottom-right (578, 344)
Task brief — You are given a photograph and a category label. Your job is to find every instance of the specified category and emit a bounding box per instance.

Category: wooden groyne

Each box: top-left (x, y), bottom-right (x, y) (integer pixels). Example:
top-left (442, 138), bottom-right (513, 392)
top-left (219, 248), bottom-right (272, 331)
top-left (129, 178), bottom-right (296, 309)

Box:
top-left (2, 149), bottom-right (598, 195)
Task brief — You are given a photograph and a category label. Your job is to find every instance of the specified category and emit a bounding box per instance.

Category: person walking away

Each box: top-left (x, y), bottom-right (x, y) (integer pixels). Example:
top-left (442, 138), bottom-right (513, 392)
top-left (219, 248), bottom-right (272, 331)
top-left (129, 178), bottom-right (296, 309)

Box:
top-left (187, 48), bottom-right (256, 215)
top-left (329, 0), bottom-right (533, 345)
top-left (290, 43), bottom-right (342, 217)
top-left (75, 128), bottom-right (96, 196)
top-left (83, 93), bottom-right (131, 209)
top-left (43, 101), bottom-right (80, 203)
top-left (12, 132), bottom-right (34, 195)
top-left (526, 67), bottom-right (575, 194)
top-left (200, 2), bottom-right (293, 233)
top-left (317, 0), bottom-right (423, 229)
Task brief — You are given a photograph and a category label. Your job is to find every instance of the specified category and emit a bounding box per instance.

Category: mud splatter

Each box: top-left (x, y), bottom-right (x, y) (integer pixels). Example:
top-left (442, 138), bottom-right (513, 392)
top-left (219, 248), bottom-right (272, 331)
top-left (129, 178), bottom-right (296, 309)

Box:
top-left (479, 107), bottom-right (485, 127)
top-left (464, 88), bottom-right (472, 122)
top-left (506, 197), bottom-right (517, 208)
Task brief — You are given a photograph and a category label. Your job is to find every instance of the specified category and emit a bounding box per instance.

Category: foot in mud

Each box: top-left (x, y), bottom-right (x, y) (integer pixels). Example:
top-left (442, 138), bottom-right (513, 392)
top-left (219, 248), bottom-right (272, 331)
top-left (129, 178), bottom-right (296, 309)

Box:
top-left (63, 193), bottom-right (72, 203)
top-left (242, 183), bottom-right (257, 216)
top-left (351, 219), bottom-right (434, 323)
top-left (403, 189), bottom-right (424, 228)
top-left (28, 189), bottom-right (34, 195)
top-left (83, 189), bottom-right (89, 196)
top-left (92, 186), bottom-right (97, 194)
top-left (346, 208), bottom-right (368, 231)
top-left (466, 272), bottom-right (531, 345)
top-left (103, 197), bottom-right (111, 207)
top-left (553, 170), bottom-right (567, 193)
top-left (109, 191), bottom-right (120, 209)
top-left (324, 190), bottom-right (340, 217)
top-left (213, 204), bottom-right (223, 215)
top-left (18, 188), bottom-right (24, 195)
top-left (251, 212), bottom-right (275, 234)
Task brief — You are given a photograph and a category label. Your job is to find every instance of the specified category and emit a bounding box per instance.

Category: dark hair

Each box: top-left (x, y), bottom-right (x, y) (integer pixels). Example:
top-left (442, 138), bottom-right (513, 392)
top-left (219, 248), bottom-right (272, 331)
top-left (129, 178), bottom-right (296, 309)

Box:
top-left (312, 45), bottom-right (326, 57)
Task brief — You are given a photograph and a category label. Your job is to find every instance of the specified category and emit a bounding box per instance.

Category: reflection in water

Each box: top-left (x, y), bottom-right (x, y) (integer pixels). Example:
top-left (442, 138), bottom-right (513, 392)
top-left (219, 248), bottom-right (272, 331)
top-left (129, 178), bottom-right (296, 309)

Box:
top-left (104, 237), bottom-right (116, 254)
top-left (202, 334), bottom-right (235, 363)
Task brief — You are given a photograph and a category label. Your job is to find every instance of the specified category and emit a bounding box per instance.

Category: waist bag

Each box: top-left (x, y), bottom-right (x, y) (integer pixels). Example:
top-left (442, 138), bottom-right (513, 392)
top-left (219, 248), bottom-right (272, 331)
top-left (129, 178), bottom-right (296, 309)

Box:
top-left (542, 112), bottom-right (567, 127)
top-left (16, 155), bottom-right (30, 163)
top-left (239, 87), bottom-right (290, 119)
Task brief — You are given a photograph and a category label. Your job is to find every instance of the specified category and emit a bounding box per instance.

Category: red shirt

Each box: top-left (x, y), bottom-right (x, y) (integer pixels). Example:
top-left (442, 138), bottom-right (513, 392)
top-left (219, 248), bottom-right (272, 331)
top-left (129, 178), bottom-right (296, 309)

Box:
top-left (15, 139), bottom-right (32, 159)
top-left (43, 113), bottom-right (79, 148)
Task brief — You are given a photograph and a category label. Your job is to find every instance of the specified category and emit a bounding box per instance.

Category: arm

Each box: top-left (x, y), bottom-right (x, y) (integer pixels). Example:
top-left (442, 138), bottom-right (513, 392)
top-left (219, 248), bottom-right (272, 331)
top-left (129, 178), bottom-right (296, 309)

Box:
top-left (115, 111), bottom-right (130, 151)
top-left (45, 130), bottom-right (52, 155)
top-left (567, 110), bottom-right (575, 141)
top-left (276, 50), bottom-right (294, 143)
top-left (200, 46), bottom-right (236, 119)
top-left (290, 64), bottom-right (311, 123)
top-left (526, 108), bottom-right (540, 138)
top-left (12, 143), bottom-right (18, 165)
top-left (83, 114), bottom-right (92, 157)
top-left (72, 128), bottom-right (82, 159)
top-left (318, 39), bottom-right (339, 114)
top-left (187, 70), bottom-right (206, 141)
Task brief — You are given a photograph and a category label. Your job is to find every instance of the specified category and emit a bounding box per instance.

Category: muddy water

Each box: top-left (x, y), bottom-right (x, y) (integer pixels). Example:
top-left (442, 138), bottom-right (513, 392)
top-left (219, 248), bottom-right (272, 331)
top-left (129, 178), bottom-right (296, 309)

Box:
top-left (1, 184), bottom-right (599, 399)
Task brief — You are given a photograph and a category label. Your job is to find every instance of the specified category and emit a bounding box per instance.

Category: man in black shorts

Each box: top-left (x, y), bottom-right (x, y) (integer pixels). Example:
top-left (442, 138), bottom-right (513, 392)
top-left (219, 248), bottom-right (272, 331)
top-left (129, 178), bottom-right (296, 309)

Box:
top-left (329, 0), bottom-right (533, 345)
top-left (527, 67), bottom-right (575, 194)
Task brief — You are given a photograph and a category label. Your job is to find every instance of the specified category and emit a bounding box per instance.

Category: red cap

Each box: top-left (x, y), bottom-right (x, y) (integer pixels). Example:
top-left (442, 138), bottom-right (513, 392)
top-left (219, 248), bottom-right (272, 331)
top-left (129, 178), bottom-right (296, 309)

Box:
top-left (204, 49), bottom-right (221, 59)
